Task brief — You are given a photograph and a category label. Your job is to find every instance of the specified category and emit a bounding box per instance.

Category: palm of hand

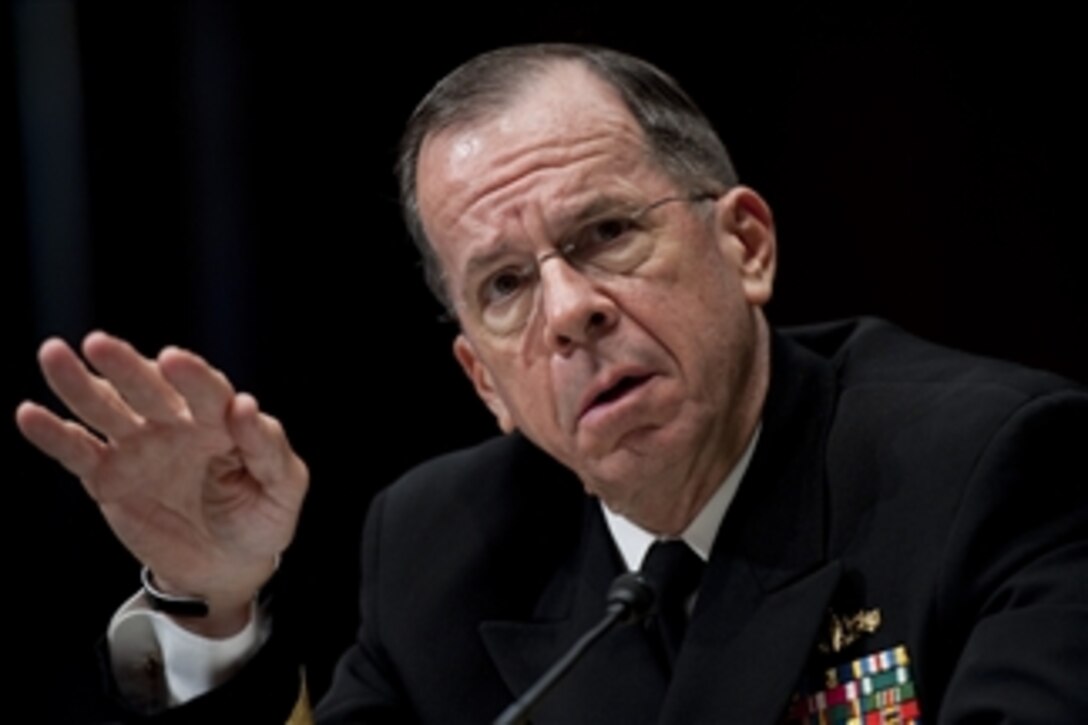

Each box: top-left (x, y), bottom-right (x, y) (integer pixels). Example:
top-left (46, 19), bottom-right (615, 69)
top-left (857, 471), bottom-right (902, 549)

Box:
top-left (16, 332), bottom-right (308, 613)
top-left (96, 418), bottom-right (297, 599)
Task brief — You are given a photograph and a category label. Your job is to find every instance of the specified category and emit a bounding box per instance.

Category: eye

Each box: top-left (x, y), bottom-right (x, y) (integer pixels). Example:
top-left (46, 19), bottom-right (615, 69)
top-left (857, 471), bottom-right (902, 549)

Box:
top-left (587, 217), bottom-right (637, 246)
top-left (564, 216), bottom-right (637, 260)
top-left (561, 213), bottom-right (651, 273)
top-left (480, 266), bottom-right (532, 306)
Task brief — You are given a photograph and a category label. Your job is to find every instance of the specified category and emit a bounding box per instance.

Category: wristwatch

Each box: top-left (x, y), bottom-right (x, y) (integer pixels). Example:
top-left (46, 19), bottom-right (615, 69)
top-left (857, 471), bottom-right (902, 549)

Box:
top-left (140, 565), bottom-right (210, 618)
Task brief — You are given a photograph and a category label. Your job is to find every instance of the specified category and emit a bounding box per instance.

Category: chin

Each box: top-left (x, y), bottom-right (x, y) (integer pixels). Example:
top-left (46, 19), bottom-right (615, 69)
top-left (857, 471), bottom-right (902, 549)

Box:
top-left (574, 444), bottom-right (674, 500)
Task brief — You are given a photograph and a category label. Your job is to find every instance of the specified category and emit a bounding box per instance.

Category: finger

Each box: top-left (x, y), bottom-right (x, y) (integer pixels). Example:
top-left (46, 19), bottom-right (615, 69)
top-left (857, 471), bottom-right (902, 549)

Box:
top-left (228, 394), bottom-right (308, 506)
top-left (38, 337), bottom-right (142, 439)
top-left (82, 332), bottom-right (187, 423)
top-left (159, 347), bottom-right (236, 427)
top-left (15, 400), bottom-right (107, 481)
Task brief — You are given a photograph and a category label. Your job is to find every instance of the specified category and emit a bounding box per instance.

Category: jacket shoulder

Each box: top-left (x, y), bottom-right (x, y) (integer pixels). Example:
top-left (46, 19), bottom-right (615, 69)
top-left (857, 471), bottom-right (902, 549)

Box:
top-left (363, 434), bottom-right (586, 605)
top-left (781, 316), bottom-right (1082, 401)
top-left (377, 433), bottom-right (579, 524)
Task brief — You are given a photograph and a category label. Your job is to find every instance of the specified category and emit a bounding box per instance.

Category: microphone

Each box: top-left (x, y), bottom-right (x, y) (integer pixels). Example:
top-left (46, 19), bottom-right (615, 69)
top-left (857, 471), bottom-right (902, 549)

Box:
top-left (492, 572), bottom-right (655, 725)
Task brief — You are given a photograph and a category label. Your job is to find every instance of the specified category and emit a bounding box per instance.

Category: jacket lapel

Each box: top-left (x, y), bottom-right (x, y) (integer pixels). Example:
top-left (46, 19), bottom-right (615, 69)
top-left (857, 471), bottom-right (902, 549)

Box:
top-left (660, 558), bottom-right (842, 723)
top-left (660, 330), bottom-right (843, 723)
top-left (481, 501), bottom-right (668, 724)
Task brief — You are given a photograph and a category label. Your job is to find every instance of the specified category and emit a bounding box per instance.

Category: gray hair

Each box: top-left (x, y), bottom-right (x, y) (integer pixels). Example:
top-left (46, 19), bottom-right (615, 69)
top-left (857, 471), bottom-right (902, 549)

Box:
top-left (396, 43), bottom-right (738, 311)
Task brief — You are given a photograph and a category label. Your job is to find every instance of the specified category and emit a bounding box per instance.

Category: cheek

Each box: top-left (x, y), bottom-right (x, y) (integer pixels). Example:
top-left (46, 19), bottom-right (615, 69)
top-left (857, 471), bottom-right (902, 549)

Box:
top-left (620, 260), bottom-right (754, 394)
top-left (630, 228), bottom-right (743, 310)
top-left (491, 357), bottom-right (568, 437)
top-left (622, 250), bottom-right (745, 341)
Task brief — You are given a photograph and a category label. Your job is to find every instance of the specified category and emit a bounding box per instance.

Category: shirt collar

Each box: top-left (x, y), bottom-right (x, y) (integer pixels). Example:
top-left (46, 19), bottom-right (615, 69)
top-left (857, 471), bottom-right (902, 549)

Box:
top-left (602, 424), bottom-right (761, 571)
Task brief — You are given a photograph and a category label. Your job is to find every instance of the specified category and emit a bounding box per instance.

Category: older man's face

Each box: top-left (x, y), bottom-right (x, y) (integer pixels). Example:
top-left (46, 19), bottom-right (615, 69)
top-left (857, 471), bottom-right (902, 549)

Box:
top-left (415, 62), bottom-right (776, 528)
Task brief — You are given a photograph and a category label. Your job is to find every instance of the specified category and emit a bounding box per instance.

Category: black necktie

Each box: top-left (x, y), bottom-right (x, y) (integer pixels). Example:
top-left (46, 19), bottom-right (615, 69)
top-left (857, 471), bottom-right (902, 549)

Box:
top-left (640, 540), bottom-right (706, 668)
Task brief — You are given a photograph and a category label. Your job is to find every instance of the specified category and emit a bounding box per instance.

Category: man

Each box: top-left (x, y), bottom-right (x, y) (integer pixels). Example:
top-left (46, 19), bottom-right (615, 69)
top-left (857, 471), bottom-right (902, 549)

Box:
top-left (17, 44), bottom-right (1088, 723)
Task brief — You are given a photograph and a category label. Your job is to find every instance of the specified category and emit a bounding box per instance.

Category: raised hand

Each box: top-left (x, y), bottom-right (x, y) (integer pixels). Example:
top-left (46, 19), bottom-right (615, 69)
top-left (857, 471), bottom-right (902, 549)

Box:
top-left (15, 332), bottom-right (309, 636)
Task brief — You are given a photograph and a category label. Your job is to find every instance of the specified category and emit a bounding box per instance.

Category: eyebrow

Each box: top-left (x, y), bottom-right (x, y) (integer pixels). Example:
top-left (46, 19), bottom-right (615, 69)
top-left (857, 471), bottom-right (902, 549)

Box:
top-left (564, 194), bottom-right (642, 226)
top-left (462, 240), bottom-right (522, 283)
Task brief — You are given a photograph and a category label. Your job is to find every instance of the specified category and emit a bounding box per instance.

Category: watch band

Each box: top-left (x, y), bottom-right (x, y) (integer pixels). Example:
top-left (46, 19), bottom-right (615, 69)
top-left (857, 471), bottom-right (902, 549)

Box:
top-left (140, 565), bottom-right (210, 618)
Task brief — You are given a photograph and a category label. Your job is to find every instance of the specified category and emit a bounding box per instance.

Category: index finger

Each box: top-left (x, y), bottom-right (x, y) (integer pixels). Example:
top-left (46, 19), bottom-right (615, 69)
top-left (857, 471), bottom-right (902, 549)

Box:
top-left (82, 332), bottom-right (187, 424)
top-left (38, 337), bottom-right (142, 440)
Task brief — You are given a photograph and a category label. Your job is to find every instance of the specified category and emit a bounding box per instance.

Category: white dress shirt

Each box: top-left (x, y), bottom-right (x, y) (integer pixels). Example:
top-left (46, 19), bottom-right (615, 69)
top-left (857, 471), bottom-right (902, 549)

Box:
top-left (603, 425), bottom-right (760, 570)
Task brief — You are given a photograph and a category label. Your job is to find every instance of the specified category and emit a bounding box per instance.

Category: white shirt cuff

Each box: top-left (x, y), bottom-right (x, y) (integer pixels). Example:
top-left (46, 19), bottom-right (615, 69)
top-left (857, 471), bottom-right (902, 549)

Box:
top-left (108, 590), bottom-right (265, 711)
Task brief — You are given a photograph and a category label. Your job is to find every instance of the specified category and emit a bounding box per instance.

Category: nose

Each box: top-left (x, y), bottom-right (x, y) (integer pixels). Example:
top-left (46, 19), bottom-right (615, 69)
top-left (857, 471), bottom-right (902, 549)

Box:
top-left (537, 255), bottom-right (619, 354)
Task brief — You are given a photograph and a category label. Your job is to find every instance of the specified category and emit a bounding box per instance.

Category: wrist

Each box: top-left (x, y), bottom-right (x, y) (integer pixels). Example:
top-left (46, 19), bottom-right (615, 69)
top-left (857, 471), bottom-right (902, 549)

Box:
top-left (141, 562), bottom-right (274, 638)
top-left (141, 566), bottom-right (210, 618)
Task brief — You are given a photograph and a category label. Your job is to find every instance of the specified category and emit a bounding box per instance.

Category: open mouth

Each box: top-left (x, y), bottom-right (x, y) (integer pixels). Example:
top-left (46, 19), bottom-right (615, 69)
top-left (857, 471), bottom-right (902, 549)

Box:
top-left (588, 374), bottom-right (653, 411)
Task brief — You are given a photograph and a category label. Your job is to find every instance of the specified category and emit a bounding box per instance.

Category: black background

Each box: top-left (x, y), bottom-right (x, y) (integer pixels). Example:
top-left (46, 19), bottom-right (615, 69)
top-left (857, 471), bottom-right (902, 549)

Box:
top-left (5, 3), bottom-right (1084, 720)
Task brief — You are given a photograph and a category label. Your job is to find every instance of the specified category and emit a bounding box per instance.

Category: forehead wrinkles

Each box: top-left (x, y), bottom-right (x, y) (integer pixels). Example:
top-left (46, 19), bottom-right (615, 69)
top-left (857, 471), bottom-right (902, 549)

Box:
top-left (434, 124), bottom-right (651, 245)
top-left (464, 131), bottom-right (646, 229)
top-left (417, 63), bottom-right (659, 274)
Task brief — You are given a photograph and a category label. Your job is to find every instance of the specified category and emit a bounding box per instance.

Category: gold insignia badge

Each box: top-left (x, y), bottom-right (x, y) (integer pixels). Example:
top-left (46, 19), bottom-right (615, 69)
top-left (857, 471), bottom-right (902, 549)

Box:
top-left (820, 607), bottom-right (882, 653)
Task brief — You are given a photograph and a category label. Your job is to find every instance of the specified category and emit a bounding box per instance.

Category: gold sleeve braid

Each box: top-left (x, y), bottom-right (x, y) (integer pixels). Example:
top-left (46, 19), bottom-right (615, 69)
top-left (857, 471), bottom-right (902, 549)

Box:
top-left (284, 674), bottom-right (314, 725)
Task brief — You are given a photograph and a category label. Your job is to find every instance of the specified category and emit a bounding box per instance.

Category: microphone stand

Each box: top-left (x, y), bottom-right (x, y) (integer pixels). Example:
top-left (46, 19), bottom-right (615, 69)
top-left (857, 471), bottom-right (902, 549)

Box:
top-left (492, 572), bottom-right (654, 725)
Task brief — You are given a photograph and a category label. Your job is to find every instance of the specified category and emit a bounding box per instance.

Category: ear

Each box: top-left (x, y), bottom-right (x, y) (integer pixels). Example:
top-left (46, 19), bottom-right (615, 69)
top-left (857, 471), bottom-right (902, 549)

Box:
top-left (716, 186), bottom-right (777, 306)
top-left (453, 334), bottom-right (516, 433)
